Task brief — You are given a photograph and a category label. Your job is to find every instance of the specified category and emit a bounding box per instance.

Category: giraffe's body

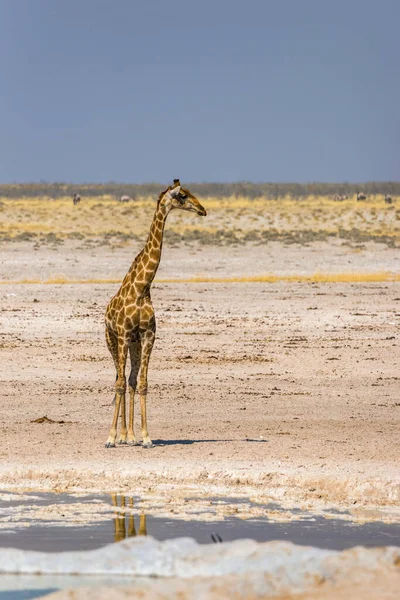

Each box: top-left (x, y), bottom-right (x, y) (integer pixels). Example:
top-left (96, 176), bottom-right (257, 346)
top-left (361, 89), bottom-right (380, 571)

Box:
top-left (104, 180), bottom-right (206, 448)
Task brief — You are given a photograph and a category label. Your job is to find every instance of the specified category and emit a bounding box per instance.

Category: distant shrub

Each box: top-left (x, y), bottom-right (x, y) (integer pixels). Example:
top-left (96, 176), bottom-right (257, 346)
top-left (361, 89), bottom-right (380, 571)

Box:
top-left (1, 181), bottom-right (399, 199)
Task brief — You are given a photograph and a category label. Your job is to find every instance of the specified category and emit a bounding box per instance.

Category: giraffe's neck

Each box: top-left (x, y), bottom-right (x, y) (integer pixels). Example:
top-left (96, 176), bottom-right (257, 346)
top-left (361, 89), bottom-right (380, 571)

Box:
top-left (135, 203), bottom-right (170, 292)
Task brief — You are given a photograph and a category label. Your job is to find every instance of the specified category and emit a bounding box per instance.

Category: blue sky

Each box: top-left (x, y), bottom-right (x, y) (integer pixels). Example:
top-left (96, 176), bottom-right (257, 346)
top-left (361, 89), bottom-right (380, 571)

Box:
top-left (0, 0), bottom-right (399, 183)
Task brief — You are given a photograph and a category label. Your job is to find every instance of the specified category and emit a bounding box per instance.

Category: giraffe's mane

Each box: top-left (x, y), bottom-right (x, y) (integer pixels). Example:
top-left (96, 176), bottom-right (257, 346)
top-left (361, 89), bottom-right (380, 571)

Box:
top-left (157, 187), bottom-right (170, 207)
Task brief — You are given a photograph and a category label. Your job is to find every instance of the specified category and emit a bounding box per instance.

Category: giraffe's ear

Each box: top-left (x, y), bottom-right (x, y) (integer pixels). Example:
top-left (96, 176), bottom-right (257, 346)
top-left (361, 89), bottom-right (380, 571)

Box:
top-left (169, 185), bottom-right (181, 197)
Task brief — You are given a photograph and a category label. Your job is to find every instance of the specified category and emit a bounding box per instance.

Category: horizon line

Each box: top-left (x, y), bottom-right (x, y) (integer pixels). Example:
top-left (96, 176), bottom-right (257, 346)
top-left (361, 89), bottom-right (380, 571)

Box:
top-left (1, 180), bottom-right (399, 186)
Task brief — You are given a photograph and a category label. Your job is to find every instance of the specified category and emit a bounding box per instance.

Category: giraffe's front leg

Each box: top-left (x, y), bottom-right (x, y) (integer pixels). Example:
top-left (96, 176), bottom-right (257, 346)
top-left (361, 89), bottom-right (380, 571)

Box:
top-left (138, 330), bottom-right (155, 448)
top-left (105, 387), bottom-right (123, 448)
top-left (105, 339), bottom-right (128, 448)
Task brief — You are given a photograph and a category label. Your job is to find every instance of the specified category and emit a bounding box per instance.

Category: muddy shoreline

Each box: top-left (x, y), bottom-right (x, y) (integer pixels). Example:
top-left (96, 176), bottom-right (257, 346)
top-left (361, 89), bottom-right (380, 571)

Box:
top-left (0, 465), bottom-right (399, 516)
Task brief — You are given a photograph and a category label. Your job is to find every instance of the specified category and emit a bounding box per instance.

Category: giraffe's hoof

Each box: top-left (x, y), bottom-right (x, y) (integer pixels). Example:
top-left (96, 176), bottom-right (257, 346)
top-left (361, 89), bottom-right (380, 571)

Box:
top-left (127, 440), bottom-right (140, 446)
top-left (118, 440), bottom-right (127, 445)
top-left (142, 441), bottom-right (154, 449)
top-left (105, 442), bottom-right (116, 448)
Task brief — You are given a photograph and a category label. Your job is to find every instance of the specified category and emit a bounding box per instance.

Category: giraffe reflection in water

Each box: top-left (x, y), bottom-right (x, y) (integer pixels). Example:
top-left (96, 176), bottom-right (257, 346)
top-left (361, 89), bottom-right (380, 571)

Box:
top-left (111, 494), bottom-right (147, 543)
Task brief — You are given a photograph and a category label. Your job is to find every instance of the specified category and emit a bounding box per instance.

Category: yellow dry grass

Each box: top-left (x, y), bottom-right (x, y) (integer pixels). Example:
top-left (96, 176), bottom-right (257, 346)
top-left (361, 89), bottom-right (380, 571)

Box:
top-left (1, 272), bottom-right (398, 285)
top-left (159, 272), bottom-right (400, 284)
top-left (0, 194), bottom-right (398, 242)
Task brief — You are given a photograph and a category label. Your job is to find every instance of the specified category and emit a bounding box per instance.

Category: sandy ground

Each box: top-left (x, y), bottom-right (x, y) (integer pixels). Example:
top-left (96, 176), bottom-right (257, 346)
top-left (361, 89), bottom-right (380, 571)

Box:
top-left (1, 237), bottom-right (399, 281)
top-left (42, 574), bottom-right (400, 600)
top-left (0, 239), bottom-right (399, 516)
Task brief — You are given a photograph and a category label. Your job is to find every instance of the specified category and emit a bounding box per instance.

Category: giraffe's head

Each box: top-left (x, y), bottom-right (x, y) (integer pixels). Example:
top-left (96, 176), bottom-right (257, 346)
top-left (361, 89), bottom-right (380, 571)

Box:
top-left (159, 179), bottom-right (207, 216)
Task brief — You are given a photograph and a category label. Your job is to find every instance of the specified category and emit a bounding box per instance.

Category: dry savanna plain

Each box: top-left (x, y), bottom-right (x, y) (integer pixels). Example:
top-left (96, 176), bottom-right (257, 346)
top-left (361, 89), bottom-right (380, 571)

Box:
top-left (0, 193), bottom-right (399, 597)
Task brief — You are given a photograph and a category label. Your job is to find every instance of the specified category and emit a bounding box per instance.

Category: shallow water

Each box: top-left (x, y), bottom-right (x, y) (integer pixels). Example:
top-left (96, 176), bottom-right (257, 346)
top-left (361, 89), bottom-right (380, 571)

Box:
top-left (0, 491), bottom-right (399, 599)
top-left (0, 491), bottom-right (399, 552)
top-left (1, 514), bottom-right (399, 552)
top-left (0, 591), bottom-right (57, 600)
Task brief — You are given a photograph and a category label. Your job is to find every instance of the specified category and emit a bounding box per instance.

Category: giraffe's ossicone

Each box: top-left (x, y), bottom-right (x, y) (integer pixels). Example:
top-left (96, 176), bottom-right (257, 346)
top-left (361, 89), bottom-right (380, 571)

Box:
top-left (104, 180), bottom-right (207, 448)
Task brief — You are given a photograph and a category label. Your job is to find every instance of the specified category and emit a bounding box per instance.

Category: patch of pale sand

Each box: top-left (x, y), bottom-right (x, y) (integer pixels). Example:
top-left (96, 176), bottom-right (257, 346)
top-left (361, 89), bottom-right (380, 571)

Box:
top-left (39, 573), bottom-right (400, 600)
top-left (0, 239), bottom-right (399, 282)
top-left (0, 500), bottom-right (114, 529)
top-left (0, 493), bottom-right (42, 502)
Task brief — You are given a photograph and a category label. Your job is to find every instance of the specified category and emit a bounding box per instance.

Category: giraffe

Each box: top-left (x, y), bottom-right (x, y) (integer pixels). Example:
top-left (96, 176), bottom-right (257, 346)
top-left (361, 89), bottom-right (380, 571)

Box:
top-left (104, 179), bottom-right (207, 448)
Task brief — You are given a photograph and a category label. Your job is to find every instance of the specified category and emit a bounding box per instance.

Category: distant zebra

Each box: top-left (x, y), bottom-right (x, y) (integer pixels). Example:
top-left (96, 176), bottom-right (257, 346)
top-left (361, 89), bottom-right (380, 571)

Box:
top-left (73, 193), bottom-right (81, 205)
top-left (333, 194), bottom-right (348, 201)
top-left (356, 192), bottom-right (367, 201)
top-left (384, 194), bottom-right (393, 204)
top-left (119, 195), bottom-right (134, 203)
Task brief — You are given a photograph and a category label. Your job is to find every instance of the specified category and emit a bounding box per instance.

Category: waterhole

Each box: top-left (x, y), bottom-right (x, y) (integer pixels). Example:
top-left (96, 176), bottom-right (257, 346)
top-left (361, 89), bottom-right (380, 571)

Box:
top-left (0, 491), bottom-right (398, 600)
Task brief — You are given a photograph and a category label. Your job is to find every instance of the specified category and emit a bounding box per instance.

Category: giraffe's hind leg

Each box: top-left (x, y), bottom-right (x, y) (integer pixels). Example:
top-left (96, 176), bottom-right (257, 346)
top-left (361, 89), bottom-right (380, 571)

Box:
top-left (138, 329), bottom-right (155, 448)
top-left (126, 341), bottom-right (141, 445)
